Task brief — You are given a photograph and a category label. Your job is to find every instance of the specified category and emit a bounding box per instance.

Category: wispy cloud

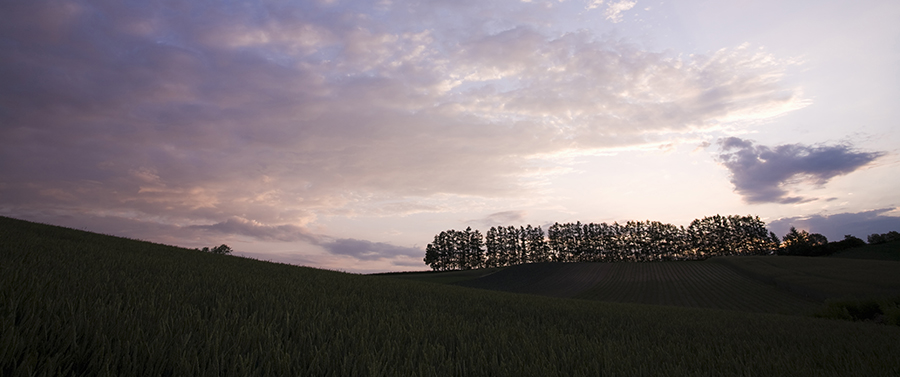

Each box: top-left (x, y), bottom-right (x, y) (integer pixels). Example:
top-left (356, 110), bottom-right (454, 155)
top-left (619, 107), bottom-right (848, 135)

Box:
top-left (767, 208), bottom-right (900, 241)
top-left (0, 0), bottom-right (810, 270)
top-left (604, 1), bottom-right (637, 23)
top-left (469, 210), bottom-right (529, 228)
top-left (188, 217), bottom-right (318, 243)
top-left (715, 137), bottom-right (884, 204)
top-left (317, 238), bottom-right (422, 261)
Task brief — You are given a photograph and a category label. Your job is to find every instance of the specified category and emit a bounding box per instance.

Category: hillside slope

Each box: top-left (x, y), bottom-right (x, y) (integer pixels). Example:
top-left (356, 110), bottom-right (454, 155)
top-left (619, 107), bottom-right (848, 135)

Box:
top-left (3, 216), bottom-right (900, 376)
top-left (829, 240), bottom-right (900, 261)
top-left (446, 255), bottom-right (900, 314)
top-left (453, 261), bottom-right (821, 314)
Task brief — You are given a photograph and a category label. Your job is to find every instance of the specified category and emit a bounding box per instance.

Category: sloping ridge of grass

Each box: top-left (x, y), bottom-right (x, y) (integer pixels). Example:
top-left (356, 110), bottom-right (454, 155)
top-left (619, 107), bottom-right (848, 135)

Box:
top-left (414, 252), bottom-right (899, 315)
top-left (453, 262), bottom-right (613, 298)
top-left (3, 215), bottom-right (900, 376)
top-left (373, 267), bottom-right (504, 285)
top-left (710, 256), bottom-right (900, 300)
top-left (829, 240), bottom-right (900, 261)
top-left (450, 261), bottom-right (822, 314)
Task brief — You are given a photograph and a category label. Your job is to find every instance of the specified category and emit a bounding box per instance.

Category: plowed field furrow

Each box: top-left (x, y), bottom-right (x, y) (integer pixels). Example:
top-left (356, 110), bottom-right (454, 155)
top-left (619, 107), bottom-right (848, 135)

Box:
top-left (573, 261), bottom-right (820, 314)
top-left (683, 265), bottom-right (711, 309)
top-left (454, 260), bottom-right (823, 314)
top-left (698, 264), bottom-right (757, 311)
top-left (455, 262), bottom-right (612, 298)
top-left (688, 264), bottom-right (734, 309)
top-left (665, 264), bottom-right (699, 308)
top-left (597, 266), bottom-right (629, 302)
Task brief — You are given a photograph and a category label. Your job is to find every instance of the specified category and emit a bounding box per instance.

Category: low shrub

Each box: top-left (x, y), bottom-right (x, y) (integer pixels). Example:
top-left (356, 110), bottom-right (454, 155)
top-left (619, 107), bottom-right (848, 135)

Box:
top-left (814, 297), bottom-right (900, 325)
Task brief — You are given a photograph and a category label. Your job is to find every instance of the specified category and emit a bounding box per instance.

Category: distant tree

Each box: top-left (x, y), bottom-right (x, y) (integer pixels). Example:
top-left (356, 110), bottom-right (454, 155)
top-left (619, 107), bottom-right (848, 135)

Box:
top-left (524, 225), bottom-right (550, 263)
top-left (484, 227), bottom-right (503, 268)
top-left (197, 245), bottom-right (232, 254)
top-left (211, 244), bottom-right (233, 254)
top-left (779, 227), bottom-right (828, 256)
top-left (462, 227), bottom-right (485, 270)
top-left (827, 235), bottom-right (866, 254)
top-left (688, 215), bottom-right (774, 258)
top-left (424, 240), bottom-right (446, 271)
top-left (424, 228), bottom-right (485, 271)
top-left (769, 232), bottom-right (781, 249)
top-left (427, 214), bottom-right (783, 266)
top-left (867, 231), bottom-right (900, 245)
top-left (424, 231), bottom-right (452, 271)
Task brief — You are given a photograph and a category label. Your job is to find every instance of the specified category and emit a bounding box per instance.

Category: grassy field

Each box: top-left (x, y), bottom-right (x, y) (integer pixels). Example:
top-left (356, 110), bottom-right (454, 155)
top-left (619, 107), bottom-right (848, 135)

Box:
top-left (391, 247), bottom-right (900, 316)
top-left (371, 268), bottom-right (503, 285)
top-left (829, 240), bottom-right (900, 261)
top-left (3, 216), bottom-right (900, 376)
top-left (710, 255), bottom-right (900, 300)
top-left (447, 261), bottom-right (818, 314)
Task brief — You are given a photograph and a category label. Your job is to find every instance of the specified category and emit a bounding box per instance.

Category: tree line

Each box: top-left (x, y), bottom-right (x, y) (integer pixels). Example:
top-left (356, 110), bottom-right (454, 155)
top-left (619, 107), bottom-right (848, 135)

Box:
top-left (425, 215), bottom-right (900, 270)
top-left (778, 228), bottom-right (899, 257)
top-left (424, 215), bottom-right (777, 271)
top-left (194, 244), bottom-right (233, 255)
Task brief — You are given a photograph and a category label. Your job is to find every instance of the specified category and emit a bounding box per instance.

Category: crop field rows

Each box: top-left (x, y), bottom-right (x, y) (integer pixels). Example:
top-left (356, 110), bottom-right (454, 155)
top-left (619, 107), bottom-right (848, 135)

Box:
top-left (574, 261), bottom-right (821, 314)
top-left (710, 256), bottom-right (900, 300)
top-left (452, 261), bottom-right (822, 314)
top-left (455, 263), bottom-right (614, 298)
top-left (3, 216), bottom-right (900, 376)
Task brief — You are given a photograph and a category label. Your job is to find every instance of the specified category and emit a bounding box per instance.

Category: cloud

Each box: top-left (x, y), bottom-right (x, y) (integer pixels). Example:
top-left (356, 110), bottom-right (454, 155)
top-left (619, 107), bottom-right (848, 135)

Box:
top-left (585, 0), bottom-right (637, 23)
top-left (767, 208), bottom-right (900, 242)
top-left (469, 210), bottom-right (528, 228)
top-left (692, 141), bottom-right (711, 153)
top-left (188, 217), bottom-right (317, 243)
top-left (604, 1), bottom-right (637, 23)
top-left (715, 137), bottom-right (884, 204)
top-left (317, 238), bottom-right (422, 261)
top-left (0, 0), bottom-right (807, 261)
top-left (184, 217), bottom-right (422, 262)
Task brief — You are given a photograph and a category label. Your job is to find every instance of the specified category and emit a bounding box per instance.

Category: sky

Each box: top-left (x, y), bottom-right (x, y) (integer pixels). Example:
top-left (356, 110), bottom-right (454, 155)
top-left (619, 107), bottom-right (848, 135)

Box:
top-left (2, 0), bottom-right (899, 273)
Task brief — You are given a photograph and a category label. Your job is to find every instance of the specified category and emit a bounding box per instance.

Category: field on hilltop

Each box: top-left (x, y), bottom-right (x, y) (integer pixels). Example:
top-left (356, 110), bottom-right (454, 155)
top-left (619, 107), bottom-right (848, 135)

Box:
top-left (829, 240), bottom-right (900, 261)
top-left (392, 245), bottom-right (900, 317)
top-left (3, 216), bottom-right (900, 376)
top-left (449, 261), bottom-right (819, 314)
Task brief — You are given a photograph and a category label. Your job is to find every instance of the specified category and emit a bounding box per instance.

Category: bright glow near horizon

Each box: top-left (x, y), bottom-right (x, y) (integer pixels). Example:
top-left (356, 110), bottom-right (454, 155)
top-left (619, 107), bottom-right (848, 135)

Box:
top-left (1, 0), bottom-right (899, 273)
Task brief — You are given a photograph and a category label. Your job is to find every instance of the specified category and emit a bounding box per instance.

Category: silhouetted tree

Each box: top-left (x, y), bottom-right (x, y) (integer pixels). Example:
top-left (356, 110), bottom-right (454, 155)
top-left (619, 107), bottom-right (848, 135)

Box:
top-left (686, 215), bottom-right (773, 258)
top-left (212, 244), bottom-right (233, 255)
top-left (827, 235), bottom-right (866, 253)
top-left (197, 244), bottom-right (233, 254)
top-left (424, 228), bottom-right (485, 271)
top-left (463, 227), bottom-right (485, 270)
top-left (524, 225), bottom-right (551, 262)
top-left (484, 227), bottom-right (502, 268)
top-left (427, 215), bottom-right (787, 269)
top-left (867, 231), bottom-right (900, 245)
top-left (779, 227), bottom-right (828, 256)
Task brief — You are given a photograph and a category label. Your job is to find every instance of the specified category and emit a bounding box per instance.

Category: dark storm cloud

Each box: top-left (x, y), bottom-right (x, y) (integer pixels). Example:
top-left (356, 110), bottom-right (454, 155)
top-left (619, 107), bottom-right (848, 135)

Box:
top-left (716, 137), bottom-right (884, 204)
top-left (767, 208), bottom-right (900, 242)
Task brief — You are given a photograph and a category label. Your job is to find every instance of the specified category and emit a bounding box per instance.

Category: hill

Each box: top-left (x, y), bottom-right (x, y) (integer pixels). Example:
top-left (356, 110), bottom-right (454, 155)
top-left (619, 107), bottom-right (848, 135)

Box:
top-left (392, 250), bottom-right (900, 316)
top-left (2, 215), bottom-right (900, 376)
top-left (829, 240), bottom-right (900, 261)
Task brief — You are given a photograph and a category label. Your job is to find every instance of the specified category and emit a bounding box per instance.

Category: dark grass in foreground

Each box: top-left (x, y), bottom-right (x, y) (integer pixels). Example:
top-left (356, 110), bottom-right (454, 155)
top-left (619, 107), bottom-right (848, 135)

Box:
top-left (2, 216), bottom-right (900, 376)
